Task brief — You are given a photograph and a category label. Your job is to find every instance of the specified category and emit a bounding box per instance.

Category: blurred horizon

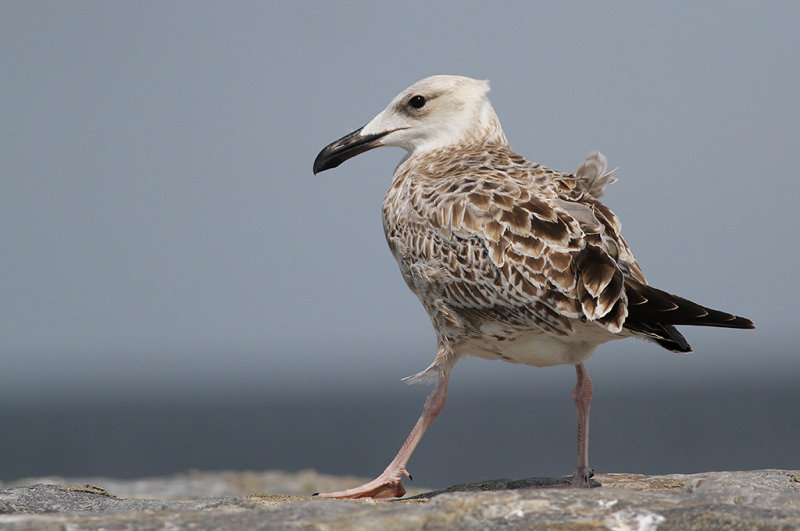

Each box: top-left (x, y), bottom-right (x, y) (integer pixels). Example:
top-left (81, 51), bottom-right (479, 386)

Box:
top-left (1, 336), bottom-right (792, 405)
top-left (3, 377), bottom-right (797, 486)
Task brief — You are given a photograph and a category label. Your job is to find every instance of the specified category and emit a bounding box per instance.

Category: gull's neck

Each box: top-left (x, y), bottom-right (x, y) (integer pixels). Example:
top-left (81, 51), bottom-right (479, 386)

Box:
top-left (411, 100), bottom-right (509, 157)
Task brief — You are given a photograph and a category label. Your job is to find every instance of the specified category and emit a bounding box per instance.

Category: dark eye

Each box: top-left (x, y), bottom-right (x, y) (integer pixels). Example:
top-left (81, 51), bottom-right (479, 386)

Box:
top-left (408, 95), bottom-right (426, 109)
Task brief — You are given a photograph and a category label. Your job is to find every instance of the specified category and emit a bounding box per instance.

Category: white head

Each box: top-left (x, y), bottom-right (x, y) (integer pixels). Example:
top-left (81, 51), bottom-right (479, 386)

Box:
top-left (314, 75), bottom-right (506, 174)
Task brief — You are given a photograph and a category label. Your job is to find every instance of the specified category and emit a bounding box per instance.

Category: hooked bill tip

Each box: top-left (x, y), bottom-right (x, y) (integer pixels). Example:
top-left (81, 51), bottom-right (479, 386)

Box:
top-left (313, 126), bottom-right (396, 174)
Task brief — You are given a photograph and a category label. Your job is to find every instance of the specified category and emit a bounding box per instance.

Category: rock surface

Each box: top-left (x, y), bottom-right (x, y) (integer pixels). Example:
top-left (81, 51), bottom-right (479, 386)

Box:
top-left (1, 469), bottom-right (798, 530)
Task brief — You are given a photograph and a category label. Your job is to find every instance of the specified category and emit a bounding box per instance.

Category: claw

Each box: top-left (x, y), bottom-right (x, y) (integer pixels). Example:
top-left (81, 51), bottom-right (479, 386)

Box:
top-left (318, 475), bottom-right (407, 499)
top-left (571, 466), bottom-right (594, 488)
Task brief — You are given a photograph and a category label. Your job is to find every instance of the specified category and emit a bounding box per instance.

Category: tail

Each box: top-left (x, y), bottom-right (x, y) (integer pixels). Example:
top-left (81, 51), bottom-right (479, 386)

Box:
top-left (622, 278), bottom-right (754, 353)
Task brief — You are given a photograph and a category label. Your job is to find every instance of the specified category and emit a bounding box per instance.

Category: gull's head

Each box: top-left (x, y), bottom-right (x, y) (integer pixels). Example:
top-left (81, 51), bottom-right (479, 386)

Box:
top-left (313, 75), bottom-right (506, 174)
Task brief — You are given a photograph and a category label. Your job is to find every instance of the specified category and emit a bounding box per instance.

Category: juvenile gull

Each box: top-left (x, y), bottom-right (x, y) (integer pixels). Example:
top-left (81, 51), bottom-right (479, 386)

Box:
top-left (313, 75), bottom-right (753, 499)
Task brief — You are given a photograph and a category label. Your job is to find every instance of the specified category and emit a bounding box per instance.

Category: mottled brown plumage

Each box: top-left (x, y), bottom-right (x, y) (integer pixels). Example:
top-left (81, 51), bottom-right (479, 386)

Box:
top-left (384, 142), bottom-right (630, 349)
top-left (313, 75), bottom-right (753, 499)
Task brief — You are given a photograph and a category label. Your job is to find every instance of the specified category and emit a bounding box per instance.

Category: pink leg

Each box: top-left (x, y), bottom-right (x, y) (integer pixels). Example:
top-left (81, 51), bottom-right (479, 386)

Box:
top-left (571, 362), bottom-right (594, 487)
top-left (319, 368), bottom-right (450, 499)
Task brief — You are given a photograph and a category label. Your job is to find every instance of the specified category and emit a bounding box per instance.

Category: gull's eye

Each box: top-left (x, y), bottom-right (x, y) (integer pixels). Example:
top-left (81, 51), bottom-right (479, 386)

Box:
top-left (408, 95), bottom-right (426, 109)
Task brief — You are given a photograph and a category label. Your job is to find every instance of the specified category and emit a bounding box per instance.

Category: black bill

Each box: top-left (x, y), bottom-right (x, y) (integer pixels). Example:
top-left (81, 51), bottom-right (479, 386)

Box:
top-left (313, 126), bottom-right (392, 174)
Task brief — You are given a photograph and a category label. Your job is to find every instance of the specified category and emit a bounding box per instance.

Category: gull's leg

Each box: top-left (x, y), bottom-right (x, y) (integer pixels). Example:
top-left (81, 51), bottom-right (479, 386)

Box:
top-left (319, 367), bottom-right (450, 499)
top-left (571, 362), bottom-right (594, 487)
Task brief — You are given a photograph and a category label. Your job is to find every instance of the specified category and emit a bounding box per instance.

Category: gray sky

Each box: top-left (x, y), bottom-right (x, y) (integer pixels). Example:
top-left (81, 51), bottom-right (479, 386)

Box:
top-left (2, 1), bottom-right (798, 402)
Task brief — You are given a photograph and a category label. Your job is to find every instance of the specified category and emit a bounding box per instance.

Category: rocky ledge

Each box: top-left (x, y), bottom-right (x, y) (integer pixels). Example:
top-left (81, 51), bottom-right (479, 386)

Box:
top-left (1, 469), bottom-right (798, 530)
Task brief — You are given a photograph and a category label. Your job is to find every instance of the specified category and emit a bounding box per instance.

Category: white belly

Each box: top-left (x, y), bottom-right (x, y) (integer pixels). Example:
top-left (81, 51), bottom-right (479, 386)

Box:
top-left (460, 320), bottom-right (624, 367)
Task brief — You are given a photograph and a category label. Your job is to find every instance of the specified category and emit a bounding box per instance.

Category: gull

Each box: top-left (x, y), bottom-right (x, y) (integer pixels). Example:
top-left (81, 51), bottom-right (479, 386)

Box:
top-left (312, 75), bottom-right (753, 499)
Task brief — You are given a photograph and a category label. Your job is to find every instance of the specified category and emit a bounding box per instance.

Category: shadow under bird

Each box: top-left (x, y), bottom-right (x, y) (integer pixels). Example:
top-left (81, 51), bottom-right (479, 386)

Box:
top-left (313, 75), bottom-right (754, 499)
